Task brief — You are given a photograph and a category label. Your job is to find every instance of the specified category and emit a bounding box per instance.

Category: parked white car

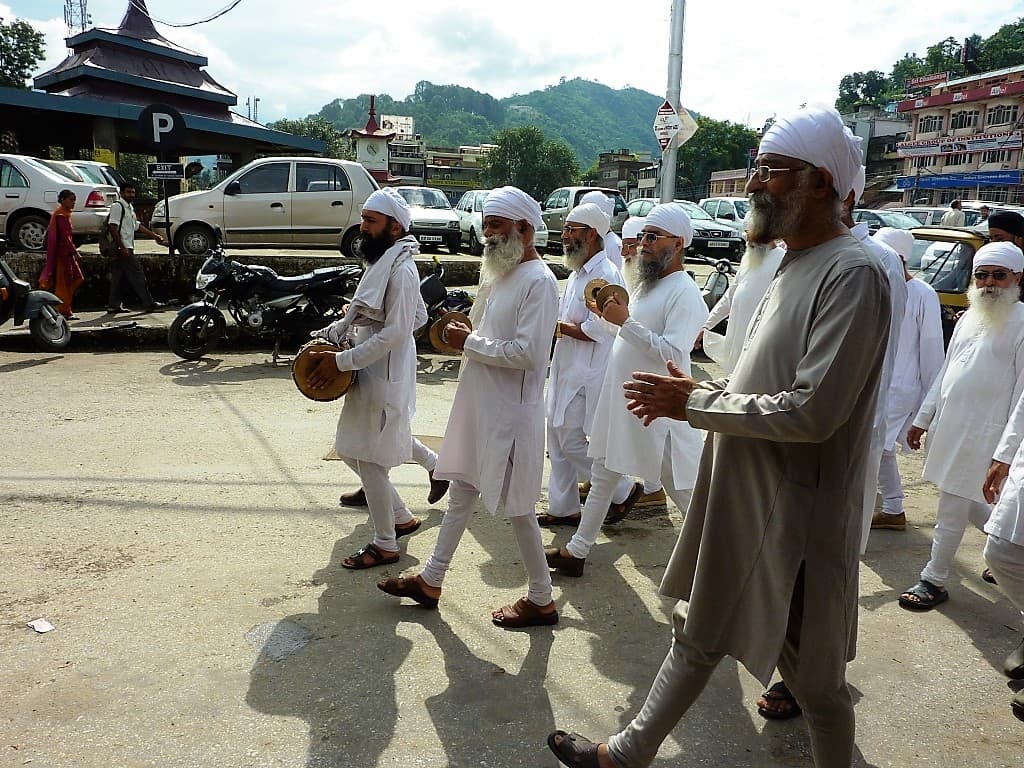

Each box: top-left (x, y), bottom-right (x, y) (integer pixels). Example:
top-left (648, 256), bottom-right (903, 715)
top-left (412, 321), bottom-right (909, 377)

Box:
top-left (151, 157), bottom-right (380, 256)
top-left (699, 196), bottom-right (750, 229)
top-left (454, 189), bottom-right (547, 256)
top-left (0, 154), bottom-right (118, 251)
top-left (393, 186), bottom-right (461, 253)
top-left (66, 159), bottom-right (128, 190)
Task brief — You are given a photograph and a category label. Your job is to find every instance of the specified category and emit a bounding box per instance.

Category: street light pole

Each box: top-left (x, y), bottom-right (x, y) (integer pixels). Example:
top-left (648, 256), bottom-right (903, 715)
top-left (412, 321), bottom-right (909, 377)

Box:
top-left (660, 0), bottom-right (686, 202)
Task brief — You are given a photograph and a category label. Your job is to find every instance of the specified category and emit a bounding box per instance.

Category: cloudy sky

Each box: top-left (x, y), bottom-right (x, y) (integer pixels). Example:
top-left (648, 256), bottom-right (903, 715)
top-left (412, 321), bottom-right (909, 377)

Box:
top-left (8, 0), bottom-right (1023, 129)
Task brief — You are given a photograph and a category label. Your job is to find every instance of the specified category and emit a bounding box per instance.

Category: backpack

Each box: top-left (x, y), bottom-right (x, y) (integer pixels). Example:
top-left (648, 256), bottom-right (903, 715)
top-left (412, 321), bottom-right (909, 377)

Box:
top-left (98, 201), bottom-right (127, 257)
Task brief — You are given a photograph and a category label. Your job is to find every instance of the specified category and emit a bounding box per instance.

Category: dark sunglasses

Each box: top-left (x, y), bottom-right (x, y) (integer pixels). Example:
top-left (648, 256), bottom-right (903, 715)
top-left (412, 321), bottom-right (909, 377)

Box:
top-left (974, 269), bottom-right (1011, 281)
top-left (637, 231), bottom-right (676, 243)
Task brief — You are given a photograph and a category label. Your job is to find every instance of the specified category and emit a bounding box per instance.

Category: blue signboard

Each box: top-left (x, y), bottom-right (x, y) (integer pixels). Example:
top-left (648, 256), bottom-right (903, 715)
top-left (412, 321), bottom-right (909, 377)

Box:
top-left (897, 169), bottom-right (1022, 190)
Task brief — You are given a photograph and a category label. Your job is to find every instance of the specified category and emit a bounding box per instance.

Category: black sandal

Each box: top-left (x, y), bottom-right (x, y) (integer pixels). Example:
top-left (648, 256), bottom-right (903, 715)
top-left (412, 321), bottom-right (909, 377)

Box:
top-left (898, 579), bottom-right (948, 611)
top-left (537, 513), bottom-right (581, 527)
top-left (341, 543), bottom-right (400, 570)
top-left (982, 568), bottom-right (998, 585)
top-left (547, 730), bottom-right (601, 768)
top-left (756, 681), bottom-right (802, 720)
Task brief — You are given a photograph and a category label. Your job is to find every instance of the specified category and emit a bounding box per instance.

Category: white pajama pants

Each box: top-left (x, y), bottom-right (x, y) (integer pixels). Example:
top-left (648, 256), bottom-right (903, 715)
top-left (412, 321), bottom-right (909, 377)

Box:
top-left (411, 437), bottom-right (437, 472)
top-left (876, 449), bottom-right (904, 515)
top-left (340, 456), bottom-right (414, 553)
top-left (566, 441), bottom-right (692, 560)
top-left (547, 393), bottom-right (633, 518)
top-left (920, 491), bottom-right (991, 587)
top-left (984, 534), bottom-right (1024, 630)
top-left (421, 468), bottom-right (553, 607)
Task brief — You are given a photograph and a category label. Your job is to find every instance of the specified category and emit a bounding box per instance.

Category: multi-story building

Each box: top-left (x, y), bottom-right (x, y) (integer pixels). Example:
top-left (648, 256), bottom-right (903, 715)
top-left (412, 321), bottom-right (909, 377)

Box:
top-left (841, 106), bottom-right (909, 205)
top-left (597, 149), bottom-right (653, 199)
top-left (896, 65), bottom-right (1024, 205)
top-left (424, 144), bottom-right (494, 204)
top-left (708, 168), bottom-right (748, 196)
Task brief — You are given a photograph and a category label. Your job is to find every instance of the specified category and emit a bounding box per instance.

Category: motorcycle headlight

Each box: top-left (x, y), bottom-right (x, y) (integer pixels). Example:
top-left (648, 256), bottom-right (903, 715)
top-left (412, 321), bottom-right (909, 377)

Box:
top-left (196, 272), bottom-right (216, 290)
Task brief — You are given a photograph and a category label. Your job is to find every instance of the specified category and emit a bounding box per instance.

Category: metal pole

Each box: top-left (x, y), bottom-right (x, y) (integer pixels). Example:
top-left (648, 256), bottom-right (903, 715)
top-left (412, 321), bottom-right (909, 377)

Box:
top-left (660, 0), bottom-right (685, 202)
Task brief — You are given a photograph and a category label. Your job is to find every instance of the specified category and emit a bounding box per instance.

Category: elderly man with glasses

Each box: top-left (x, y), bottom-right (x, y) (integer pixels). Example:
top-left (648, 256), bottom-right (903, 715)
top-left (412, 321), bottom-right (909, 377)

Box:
top-left (899, 241), bottom-right (1024, 611)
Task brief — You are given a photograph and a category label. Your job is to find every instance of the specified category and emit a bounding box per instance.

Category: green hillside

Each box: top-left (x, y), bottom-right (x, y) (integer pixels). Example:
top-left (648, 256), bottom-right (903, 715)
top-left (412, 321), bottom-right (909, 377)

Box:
top-left (315, 78), bottom-right (665, 165)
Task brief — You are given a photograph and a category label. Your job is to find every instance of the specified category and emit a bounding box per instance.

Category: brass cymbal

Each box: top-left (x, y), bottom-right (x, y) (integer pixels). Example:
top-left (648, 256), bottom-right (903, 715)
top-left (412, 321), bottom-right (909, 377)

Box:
top-left (584, 278), bottom-right (609, 311)
top-left (595, 283), bottom-right (629, 311)
top-left (428, 310), bottom-right (472, 355)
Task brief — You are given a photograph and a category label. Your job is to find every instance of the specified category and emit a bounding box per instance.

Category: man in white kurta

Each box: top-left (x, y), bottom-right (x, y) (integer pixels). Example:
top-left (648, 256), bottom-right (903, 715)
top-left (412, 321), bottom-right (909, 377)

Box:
top-left (545, 203), bottom-right (708, 578)
top-left (698, 244), bottom-right (785, 374)
top-left (377, 186), bottom-right (561, 628)
top-left (900, 242), bottom-right (1024, 611)
top-left (982, 379), bottom-right (1024, 721)
top-left (870, 227), bottom-right (945, 530)
top-left (306, 189), bottom-right (421, 570)
top-left (542, 203), bottom-right (634, 525)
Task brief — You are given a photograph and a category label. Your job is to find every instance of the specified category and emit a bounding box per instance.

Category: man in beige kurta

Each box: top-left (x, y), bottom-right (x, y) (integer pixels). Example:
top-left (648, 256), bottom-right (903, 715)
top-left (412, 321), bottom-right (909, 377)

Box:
top-left (547, 105), bottom-right (891, 768)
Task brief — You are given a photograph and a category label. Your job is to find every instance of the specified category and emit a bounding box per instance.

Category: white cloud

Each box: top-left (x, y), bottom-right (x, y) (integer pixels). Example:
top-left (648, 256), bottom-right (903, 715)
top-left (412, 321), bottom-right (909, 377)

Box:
top-left (6, 0), bottom-right (1023, 132)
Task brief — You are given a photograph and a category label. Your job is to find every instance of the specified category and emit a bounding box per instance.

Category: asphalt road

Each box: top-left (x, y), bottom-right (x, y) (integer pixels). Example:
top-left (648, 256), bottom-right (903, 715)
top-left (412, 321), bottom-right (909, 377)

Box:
top-left (2, 347), bottom-right (1022, 767)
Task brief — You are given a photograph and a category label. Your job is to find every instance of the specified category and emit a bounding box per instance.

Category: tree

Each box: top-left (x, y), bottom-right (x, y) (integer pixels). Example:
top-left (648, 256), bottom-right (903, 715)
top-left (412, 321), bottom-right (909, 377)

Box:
top-left (0, 17), bottom-right (44, 89)
top-left (673, 117), bottom-right (759, 201)
top-left (889, 53), bottom-right (927, 93)
top-left (924, 36), bottom-right (965, 78)
top-left (978, 17), bottom-right (1024, 71)
top-left (835, 70), bottom-right (890, 114)
top-left (480, 125), bottom-right (579, 201)
top-left (266, 115), bottom-right (353, 159)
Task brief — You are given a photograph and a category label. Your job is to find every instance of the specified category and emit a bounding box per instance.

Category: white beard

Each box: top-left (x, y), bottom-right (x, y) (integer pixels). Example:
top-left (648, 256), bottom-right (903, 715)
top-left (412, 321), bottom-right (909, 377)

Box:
top-left (632, 245), bottom-right (669, 296)
top-left (739, 242), bottom-right (772, 272)
top-left (622, 256), bottom-right (640, 292)
top-left (481, 230), bottom-right (525, 284)
top-left (965, 284), bottom-right (1020, 332)
top-left (563, 243), bottom-right (588, 272)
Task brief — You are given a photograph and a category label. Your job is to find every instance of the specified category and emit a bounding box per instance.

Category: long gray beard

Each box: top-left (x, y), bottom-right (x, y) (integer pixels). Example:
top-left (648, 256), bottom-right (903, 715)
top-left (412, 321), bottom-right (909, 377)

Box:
top-left (563, 243), bottom-right (588, 272)
top-left (632, 246), bottom-right (670, 296)
top-left (966, 284), bottom-right (1020, 332)
top-left (622, 256), bottom-right (640, 291)
top-left (747, 186), bottom-right (810, 244)
top-left (740, 243), bottom-right (772, 271)
top-left (481, 230), bottom-right (525, 284)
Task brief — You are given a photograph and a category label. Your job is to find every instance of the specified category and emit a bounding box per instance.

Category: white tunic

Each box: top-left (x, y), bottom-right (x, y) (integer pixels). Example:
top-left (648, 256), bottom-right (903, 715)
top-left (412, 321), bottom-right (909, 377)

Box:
top-left (914, 304), bottom-right (1024, 504)
top-left (884, 278), bottom-right (945, 450)
top-left (588, 271), bottom-right (709, 490)
top-left (546, 250), bottom-right (622, 432)
top-left (988, 389), bottom-right (1024, 546)
top-left (332, 257), bottom-right (420, 469)
top-left (433, 259), bottom-right (559, 516)
top-left (703, 247), bottom-right (785, 373)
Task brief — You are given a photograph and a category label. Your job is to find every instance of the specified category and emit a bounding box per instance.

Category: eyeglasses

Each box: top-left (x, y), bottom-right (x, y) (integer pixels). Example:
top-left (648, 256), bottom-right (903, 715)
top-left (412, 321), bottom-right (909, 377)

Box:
top-left (562, 225), bottom-right (590, 234)
top-left (974, 269), bottom-right (1011, 281)
top-left (637, 231), bottom-right (676, 243)
top-left (753, 165), bottom-right (803, 183)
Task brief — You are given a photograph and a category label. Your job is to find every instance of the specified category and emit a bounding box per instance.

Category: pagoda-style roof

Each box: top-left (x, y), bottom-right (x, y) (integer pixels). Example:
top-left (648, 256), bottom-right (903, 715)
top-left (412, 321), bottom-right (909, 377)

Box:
top-left (34, 0), bottom-right (236, 111)
top-left (348, 96), bottom-right (395, 140)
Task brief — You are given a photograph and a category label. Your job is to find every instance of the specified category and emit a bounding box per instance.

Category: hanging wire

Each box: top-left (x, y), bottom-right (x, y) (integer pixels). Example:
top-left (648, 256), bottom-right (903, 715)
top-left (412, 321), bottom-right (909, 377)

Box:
top-left (124, 0), bottom-right (244, 28)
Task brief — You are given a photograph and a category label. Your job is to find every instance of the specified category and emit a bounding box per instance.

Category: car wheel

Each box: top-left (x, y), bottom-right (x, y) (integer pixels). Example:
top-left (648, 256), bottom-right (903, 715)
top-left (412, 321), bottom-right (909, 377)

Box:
top-left (11, 213), bottom-right (48, 252)
top-left (339, 227), bottom-right (360, 258)
top-left (176, 223), bottom-right (215, 256)
top-left (468, 228), bottom-right (483, 256)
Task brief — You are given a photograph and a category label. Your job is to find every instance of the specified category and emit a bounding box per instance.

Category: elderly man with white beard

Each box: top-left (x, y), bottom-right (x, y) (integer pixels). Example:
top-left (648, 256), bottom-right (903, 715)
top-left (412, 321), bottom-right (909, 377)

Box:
top-left (539, 202), bottom-right (635, 527)
top-left (547, 105), bottom-right (890, 768)
top-left (377, 186), bottom-right (561, 628)
top-left (899, 241), bottom-right (1024, 611)
top-left (544, 202), bottom-right (708, 579)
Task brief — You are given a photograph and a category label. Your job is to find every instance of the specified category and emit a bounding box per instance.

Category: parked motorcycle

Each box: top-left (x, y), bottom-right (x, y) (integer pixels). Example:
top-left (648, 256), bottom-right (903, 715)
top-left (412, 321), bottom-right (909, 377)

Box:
top-left (417, 252), bottom-right (474, 352)
top-left (0, 237), bottom-right (71, 351)
top-left (168, 237), bottom-right (361, 361)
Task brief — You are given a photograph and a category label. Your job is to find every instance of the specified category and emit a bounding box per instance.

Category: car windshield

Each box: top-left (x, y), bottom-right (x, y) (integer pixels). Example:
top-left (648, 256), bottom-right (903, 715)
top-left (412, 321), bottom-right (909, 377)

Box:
top-left (875, 211), bottom-right (921, 229)
top-left (676, 200), bottom-right (714, 221)
top-left (733, 200), bottom-right (750, 218)
top-left (398, 188), bottom-right (451, 209)
top-left (37, 159), bottom-right (83, 182)
top-left (912, 238), bottom-right (976, 293)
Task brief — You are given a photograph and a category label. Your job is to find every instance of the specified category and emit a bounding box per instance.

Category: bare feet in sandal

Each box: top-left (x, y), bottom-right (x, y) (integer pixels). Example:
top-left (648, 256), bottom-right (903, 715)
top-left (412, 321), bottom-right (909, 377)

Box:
top-left (491, 596), bottom-right (558, 628)
top-left (756, 680), bottom-right (802, 719)
top-left (547, 730), bottom-right (616, 768)
top-left (377, 573), bottom-right (441, 608)
top-left (341, 542), bottom-right (400, 570)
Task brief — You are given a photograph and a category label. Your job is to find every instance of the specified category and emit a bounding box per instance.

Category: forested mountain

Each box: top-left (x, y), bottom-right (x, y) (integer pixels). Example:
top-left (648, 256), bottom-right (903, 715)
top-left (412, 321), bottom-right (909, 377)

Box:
top-left (315, 78), bottom-right (665, 164)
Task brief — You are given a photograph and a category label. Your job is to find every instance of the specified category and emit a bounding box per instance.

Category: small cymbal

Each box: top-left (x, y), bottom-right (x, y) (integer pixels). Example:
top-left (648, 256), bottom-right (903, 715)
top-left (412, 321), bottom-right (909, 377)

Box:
top-left (595, 283), bottom-right (629, 311)
top-left (428, 310), bottom-right (472, 355)
top-left (584, 278), bottom-right (609, 311)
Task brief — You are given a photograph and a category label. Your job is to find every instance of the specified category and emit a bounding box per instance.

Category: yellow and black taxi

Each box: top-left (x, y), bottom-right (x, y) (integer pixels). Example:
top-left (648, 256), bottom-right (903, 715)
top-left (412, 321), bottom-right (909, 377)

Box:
top-left (908, 226), bottom-right (989, 345)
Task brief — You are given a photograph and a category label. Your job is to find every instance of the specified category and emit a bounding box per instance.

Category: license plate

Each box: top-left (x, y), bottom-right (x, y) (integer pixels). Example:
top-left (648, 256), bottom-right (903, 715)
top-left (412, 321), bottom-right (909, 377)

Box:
top-left (419, 235), bottom-right (443, 243)
top-left (708, 240), bottom-right (729, 248)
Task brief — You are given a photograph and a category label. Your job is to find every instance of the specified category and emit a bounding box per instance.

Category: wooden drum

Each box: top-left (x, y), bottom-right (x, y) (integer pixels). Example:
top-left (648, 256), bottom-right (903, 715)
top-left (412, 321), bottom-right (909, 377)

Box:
top-left (291, 340), bottom-right (356, 402)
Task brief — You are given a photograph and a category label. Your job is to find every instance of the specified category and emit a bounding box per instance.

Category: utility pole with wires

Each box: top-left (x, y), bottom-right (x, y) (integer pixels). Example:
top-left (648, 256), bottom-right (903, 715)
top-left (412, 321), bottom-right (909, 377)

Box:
top-left (63, 0), bottom-right (91, 36)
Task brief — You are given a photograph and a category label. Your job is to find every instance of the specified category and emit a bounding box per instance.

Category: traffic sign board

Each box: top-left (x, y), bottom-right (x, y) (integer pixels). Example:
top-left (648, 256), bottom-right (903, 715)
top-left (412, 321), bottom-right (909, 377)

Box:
top-left (137, 104), bottom-right (185, 154)
top-left (653, 100), bottom-right (698, 151)
top-left (147, 162), bottom-right (185, 180)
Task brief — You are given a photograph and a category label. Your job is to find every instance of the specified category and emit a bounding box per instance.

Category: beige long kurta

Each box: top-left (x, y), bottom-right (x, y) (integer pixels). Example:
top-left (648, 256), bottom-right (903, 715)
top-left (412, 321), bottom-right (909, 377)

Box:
top-left (660, 234), bottom-right (890, 687)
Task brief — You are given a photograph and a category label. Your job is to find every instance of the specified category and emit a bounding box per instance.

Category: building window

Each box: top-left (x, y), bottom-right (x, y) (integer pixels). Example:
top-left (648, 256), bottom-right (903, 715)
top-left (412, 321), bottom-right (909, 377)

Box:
top-left (949, 110), bottom-right (979, 130)
top-left (944, 152), bottom-right (972, 166)
top-left (987, 104), bottom-right (1019, 126)
top-left (918, 114), bottom-right (944, 133)
top-left (981, 149), bottom-right (1013, 164)
top-left (914, 155), bottom-right (936, 169)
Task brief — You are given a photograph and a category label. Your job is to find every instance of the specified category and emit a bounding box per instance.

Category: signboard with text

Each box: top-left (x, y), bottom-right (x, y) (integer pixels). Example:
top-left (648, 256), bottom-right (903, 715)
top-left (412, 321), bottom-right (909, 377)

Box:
top-left (906, 72), bottom-right (949, 90)
top-left (147, 162), bottom-right (185, 180)
top-left (896, 130), bottom-right (1022, 158)
top-left (653, 100), bottom-right (698, 151)
top-left (896, 169), bottom-right (1022, 190)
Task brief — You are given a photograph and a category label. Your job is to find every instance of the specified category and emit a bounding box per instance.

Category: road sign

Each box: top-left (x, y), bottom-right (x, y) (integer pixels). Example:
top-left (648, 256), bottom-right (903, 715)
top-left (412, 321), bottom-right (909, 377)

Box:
top-left (653, 100), bottom-right (699, 152)
top-left (147, 162), bottom-right (185, 180)
top-left (137, 104), bottom-right (185, 154)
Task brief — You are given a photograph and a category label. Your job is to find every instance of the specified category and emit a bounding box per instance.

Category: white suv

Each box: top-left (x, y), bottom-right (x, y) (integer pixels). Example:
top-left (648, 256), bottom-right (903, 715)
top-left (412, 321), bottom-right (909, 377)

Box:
top-left (699, 196), bottom-right (750, 230)
top-left (151, 157), bottom-right (379, 256)
top-left (454, 189), bottom-right (547, 256)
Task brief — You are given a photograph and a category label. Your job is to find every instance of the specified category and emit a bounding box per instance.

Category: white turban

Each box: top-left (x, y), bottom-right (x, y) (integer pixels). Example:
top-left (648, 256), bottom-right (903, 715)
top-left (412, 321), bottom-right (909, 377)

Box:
top-left (621, 216), bottom-right (645, 239)
top-left (566, 202), bottom-right (610, 235)
top-left (362, 188), bottom-right (411, 231)
top-left (580, 190), bottom-right (614, 218)
top-left (758, 104), bottom-right (863, 200)
top-left (872, 227), bottom-right (914, 262)
top-left (851, 164), bottom-right (866, 204)
top-left (644, 203), bottom-right (693, 247)
top-left (483, 186), bottom-right (544, 233)
top-left (974, 241), bottom-right (1024, 273)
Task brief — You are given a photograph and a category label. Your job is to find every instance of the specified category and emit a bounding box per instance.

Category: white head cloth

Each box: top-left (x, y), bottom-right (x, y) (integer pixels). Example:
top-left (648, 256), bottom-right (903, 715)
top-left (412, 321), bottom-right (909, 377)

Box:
top-left (872, 227), bottom-right (914, 262)
top-left (578, 191), bottom-right (621, 263)
top-left (566, 202), bottom-right (610, 235)
top-left (644, 203), bottom-right (693, 247)
top-left (621, 216), bottom-right (645, 239)
top-left (580, 190), bottom-right (614, 217)
top-left (974, 241), bottom-right (1024, 272)
top-left (362, 188), bottom-right (411, 231)
top-left (483, 186), bottom-right (544, 233)
top-left (758, 104), bottom-right (863, 199)
top-left (851, 163), bottom-right (866, 204)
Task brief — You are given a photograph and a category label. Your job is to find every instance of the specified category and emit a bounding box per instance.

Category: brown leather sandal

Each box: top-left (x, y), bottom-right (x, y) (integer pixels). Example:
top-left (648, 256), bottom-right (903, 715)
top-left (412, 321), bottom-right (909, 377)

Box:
top-left (547, 730), bottom-right (602, 767)
top-left (341, 543), bottom-right (400, 570)
top-left (377, 575), bottom-right (440, 608)
top-left (545, 546), bottom-right (585, 577)
top-left (491, 597), bottom-right (558, 628)
top-left (537, 513), bottom-right (582, 527)
top-left (395, 518), bottom-right (421, 539)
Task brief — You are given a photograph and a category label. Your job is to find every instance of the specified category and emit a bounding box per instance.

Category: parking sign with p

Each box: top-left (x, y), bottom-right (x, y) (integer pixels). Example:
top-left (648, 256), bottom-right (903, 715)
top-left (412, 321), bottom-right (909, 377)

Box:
top-left (137, 104), bottom-right (185, 155)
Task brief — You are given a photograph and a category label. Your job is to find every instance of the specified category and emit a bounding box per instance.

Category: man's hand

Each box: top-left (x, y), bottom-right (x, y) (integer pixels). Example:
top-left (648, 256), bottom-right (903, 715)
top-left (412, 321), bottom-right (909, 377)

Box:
top-left (906, 426), bottom-right (926, 451)
top-left (623, 360), bottom-right (695, 426)
top-left (693, 329), bottom-right (705, 351)
top-left (306, 350), bottom-right (343, 390)
top-left (442, 320), bottom-right (471, 351)
top-left (601, 295), bottom-right (629, 326)
top-left (983, 460), bottom-right (1010, 504)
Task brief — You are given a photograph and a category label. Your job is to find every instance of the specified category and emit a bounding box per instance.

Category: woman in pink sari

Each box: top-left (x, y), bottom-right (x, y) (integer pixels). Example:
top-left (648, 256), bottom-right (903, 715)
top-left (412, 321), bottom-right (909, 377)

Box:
top-left (39, 189), bottom-right (84, 319)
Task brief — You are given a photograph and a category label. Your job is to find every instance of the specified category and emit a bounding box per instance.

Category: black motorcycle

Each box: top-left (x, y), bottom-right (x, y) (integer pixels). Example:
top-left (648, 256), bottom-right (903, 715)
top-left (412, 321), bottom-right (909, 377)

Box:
top-left (416, 252), bottom-right (474, 351)
top-left (0, 237), bottom-right (71, 351)
top-left (168, 239), bottom-right (361, 361)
